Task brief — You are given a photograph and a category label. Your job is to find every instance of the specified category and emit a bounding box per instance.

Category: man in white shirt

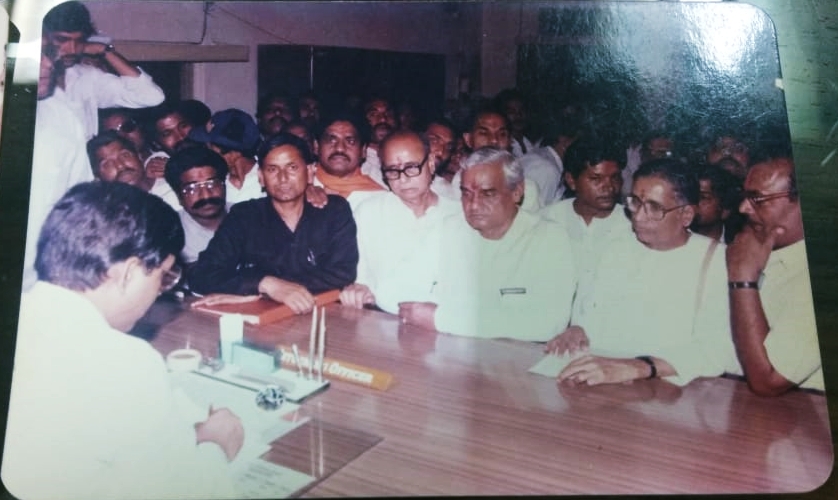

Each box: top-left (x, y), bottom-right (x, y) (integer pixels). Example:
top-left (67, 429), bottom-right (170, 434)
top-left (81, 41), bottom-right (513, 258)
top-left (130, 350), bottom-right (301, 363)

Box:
top-left (86, 131), bottom-right (180, 208)
top-left (189, 108), bottom-right (266, 204)
top-left (540, 138), bottom-right (632, 321)
top-left (22, 50), bottom-right (93, 291)
top-left (400, 147), bottom-right (576, 341)
top-left (3, 182), bottom-right (242, 499)
top-left (340, 130), bottom-right (460, 314)
top-left (547, 159), bottom-right (734, 386)
top-left (42, 1), bottom-right (165, 139)
top-left (494, 88), bottom-right (541, 157)
top-left (726, 155), bottom-right (824, 394)
top-left (164, 146), bottom-right (232, 265)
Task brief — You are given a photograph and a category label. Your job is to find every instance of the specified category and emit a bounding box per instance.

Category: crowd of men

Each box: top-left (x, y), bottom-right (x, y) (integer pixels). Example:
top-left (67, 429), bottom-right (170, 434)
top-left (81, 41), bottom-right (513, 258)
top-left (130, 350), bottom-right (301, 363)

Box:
top-left (2, 2), bottom-right (825, 498)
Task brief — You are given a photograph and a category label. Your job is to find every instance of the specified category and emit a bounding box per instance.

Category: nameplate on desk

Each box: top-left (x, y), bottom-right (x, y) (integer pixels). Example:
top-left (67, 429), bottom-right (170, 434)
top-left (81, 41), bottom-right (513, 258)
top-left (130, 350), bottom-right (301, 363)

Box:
top-left (276, 344), bottom-right (395, 391)
top-left (500, 287), bottom-right (527, 295)
top-left (193, 290), bottom-right (340, 325)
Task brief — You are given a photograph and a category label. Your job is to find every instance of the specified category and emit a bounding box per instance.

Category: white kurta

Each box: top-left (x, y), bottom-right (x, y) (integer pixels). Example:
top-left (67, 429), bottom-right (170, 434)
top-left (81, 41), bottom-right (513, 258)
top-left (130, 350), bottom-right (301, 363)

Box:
top-left (431, 210), bottom-right (576, 341)
top-left (226, 162), bottom-right (265, 205)
top-left (2, 282), bottom-right (234, 499)
top-left (353, 191), bottom-right (461, 314)
top-left (519, 145), bottom-right (564, 206)
top-left (575, 233), bottom-right (734, 386)
top-left (22, 96), bottom-right (94, 291)
top-left (179, 203), bottom-right (232, 264)
top-left (540, 200), bottom-right (633, 322)
top-left (724, 241), bottom-right (824, 390)
top-left (63, 65), bottom-right (165, 139)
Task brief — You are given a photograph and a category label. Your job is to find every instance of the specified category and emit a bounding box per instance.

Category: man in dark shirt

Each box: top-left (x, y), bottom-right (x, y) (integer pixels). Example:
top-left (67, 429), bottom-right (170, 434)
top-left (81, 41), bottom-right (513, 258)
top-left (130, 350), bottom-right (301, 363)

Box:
top-left (188, 133), bottom-right (358, 313)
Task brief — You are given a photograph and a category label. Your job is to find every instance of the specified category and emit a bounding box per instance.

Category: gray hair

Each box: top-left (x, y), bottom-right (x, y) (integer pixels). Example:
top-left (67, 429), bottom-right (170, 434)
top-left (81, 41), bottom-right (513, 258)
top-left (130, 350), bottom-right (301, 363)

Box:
top-left (459, 146), bottom-right (524, 190)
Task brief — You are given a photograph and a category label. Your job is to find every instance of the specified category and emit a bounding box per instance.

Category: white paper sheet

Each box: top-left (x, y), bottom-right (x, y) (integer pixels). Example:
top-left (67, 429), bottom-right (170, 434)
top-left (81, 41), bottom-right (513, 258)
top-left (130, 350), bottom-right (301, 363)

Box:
top-left (528, 349), bottom-right (634, 378)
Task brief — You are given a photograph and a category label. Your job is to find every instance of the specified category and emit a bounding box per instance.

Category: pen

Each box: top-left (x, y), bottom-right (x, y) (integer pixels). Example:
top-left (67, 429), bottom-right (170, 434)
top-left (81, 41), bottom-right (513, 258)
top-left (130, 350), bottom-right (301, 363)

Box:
top-left (292, 344), bottom-right (304, 378)
top-left (317, 307), bottom-right (326, 382)
top-left (308, 306), bottom-right (317, 379)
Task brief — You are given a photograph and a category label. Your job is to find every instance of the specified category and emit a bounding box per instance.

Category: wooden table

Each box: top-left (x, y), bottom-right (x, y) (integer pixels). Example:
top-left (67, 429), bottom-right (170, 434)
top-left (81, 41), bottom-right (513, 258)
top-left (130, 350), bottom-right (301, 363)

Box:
top-left (142, 297), bottom-right (833, 496)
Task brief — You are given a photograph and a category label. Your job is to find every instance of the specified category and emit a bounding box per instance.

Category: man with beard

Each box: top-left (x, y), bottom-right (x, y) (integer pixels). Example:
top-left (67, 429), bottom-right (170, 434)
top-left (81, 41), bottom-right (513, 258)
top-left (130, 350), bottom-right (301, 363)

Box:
top-left (546, 159), bottom-right (733, 387)
top-left (256, 91), bottom-right (295, 139)
top-left (312, 112), bottom-right (385, 210)
top-left (86, 131), bottom-right (180, 208)
top-left (189, 134), bottom-right (358, 313)
top-left (41, 1), bottom-right (164, 139)
top-left (164, 147), bottom-right (231, 265)
top-left (540, 138), bottom-right (631, 321)
top-left (424, 117), bottom-right (459, 198)
top-left (691, 163), bottom-right (742, 243)
top-left (399, 147), bottom-right (576, 341)
top-left (725, 155), bottom-right (823, 394)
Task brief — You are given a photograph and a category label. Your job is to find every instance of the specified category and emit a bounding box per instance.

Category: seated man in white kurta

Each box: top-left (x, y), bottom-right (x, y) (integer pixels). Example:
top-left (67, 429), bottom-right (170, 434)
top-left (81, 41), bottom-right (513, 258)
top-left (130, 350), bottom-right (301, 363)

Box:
top-left (340, 131), bottom-right (460, 313)
top-left (399, 147), bottom-right (576, 341)
top-left (725, 155), bottom-right (823, 394)
top-left (540, 138), bottom-right (633, 322)
top-left (546, 159), bottom-right (735, 386)
top-left (2, 182), bottom-right (241, 499)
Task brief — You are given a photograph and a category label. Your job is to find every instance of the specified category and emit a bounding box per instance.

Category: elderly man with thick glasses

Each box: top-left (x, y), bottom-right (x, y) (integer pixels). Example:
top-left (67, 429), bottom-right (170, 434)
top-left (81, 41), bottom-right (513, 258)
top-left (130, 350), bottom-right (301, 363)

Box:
top-left (724, 155), bottom-right (823, 395)
top-left (3, 182), bottom-right (242, 499)
top-left (340, 130), bottom-right (460, 314)
top-left (546, 158), bottom-right (735, 387)
top-left (163, 146), bottom-right (232, 265)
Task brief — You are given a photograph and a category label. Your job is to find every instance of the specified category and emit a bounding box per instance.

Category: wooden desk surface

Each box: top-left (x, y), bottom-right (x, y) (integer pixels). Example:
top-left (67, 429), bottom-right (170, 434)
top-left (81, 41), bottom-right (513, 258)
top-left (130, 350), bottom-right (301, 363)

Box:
top-left (144, 298), bottom-right (833, 496)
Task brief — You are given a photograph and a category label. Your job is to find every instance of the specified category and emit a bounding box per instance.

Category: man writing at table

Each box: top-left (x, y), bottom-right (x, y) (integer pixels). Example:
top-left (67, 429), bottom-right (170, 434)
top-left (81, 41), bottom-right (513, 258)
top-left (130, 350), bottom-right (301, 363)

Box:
top-left (547, 159), bottom-right (734, 386)
top-left (400, 147), bottom-right (576, 340)
top-left (188, 133), bottom-right (358, 313)
top-left (3, 182), bottom-right (242, 499)
top-left (725, 155), bottom-right (824, 395)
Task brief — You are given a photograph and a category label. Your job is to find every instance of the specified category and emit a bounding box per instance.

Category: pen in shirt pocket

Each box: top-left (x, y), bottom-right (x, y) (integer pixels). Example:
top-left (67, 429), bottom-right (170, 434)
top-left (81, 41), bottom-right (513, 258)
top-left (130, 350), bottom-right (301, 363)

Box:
top-left (307, 249), bottom-right (317, 266)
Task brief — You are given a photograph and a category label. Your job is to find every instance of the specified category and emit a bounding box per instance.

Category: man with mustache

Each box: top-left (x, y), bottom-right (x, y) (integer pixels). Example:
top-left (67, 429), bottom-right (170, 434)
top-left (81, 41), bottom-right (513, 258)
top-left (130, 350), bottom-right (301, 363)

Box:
top-left (86, 131), bottom-right (180, 208)
top-left (189, 134), bottom-right (358, 313)
top-left (725, 155), bottom-right (823, 394)
top-left (41, 1), bottom-right (164, 139)
top-left (164, 147), bottom-right (232, 265)
top-left (540, 138), bottom-right (632, 322)
top-left (312, 112), bottom-right (386, 210)
top-left (256, 91), bottom-right (295, 139)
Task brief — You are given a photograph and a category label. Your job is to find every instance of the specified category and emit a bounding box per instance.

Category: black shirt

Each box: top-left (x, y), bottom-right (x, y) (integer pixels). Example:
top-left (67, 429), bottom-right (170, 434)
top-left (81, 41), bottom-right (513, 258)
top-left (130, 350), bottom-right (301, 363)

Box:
top-left (188, 195), bottom-right (358, 295)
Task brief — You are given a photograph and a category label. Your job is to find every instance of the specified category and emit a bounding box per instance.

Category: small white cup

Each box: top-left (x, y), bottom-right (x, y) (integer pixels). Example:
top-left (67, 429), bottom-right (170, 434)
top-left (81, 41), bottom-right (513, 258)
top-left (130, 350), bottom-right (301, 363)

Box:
top-left (166, 348), bottom-right (202, 372)
top-left (219, 313), bottom-right (244, 364)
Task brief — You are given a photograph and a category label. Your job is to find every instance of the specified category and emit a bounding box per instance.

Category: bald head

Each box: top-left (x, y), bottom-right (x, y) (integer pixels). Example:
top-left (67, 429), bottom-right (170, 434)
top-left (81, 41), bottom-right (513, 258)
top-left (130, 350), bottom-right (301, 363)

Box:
top-left (740, 157), bottom-right (804, 249)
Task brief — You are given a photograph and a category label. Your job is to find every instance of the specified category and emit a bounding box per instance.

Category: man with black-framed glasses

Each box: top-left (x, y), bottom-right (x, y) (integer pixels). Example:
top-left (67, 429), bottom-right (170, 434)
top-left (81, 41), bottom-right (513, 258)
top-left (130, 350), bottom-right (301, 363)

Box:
top-left (164, 146), bottom-right (232, 265)
top-left (340, 131), bottom-right (460, 313)
top-left (725, 155), bottom-right (823, 395)
top-left (546, 158), bottom-right (735, 387)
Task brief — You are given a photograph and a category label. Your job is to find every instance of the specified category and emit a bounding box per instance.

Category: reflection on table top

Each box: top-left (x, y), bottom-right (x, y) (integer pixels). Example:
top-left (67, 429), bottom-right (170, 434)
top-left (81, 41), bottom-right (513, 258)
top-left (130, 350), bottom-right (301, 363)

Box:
top-left (143, 297), bottom-right (833, 496)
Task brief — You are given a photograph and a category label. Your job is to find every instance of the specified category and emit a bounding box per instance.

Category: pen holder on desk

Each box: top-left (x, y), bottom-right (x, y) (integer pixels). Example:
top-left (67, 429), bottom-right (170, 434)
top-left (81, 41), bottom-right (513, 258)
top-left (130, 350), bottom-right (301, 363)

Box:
top-left (230, 341), bottom-right (282, 373)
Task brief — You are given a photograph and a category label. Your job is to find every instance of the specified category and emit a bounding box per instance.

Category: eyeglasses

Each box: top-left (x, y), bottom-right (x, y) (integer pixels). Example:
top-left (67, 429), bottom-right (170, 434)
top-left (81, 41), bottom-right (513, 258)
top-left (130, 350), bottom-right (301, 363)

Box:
top-left (180, 178), bottom-right (223, 196)
top-left (743, 190), bottom-right (796, 207)
top-left (624, 195), bottom-right (690, 221)
top-left (160, 264), bottom-right (182, 293)
top-left (381, 154), bottom-right (428, 181)
top-left (113, 118), bottom-right (139, 134)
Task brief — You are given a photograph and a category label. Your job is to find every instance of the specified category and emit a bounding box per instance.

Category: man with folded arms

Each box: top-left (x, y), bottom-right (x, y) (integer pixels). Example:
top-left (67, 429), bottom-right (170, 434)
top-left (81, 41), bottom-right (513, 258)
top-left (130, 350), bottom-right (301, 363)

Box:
top-left (164, 146), bottom-right (231, 265)
top-left (399, 147), bottom-right (576, 341)
top-left (725, 155), bottom-right (823, 394)
top-left (546, 159), bottom-right (734, 386)
top-left (340, 130), bottom-right (460, 313)
top-left (189, 133), bottom-right (358, 313)
top-left (3, 182), bottom-right (241, 499)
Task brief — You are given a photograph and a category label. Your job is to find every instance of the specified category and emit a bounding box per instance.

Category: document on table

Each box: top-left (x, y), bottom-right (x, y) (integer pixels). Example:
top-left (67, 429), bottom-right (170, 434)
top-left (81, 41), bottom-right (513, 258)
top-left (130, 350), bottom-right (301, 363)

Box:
top-left (529, 349), bottom-right (633, 378)
top-left (231, 455), bottom-right (316, 498)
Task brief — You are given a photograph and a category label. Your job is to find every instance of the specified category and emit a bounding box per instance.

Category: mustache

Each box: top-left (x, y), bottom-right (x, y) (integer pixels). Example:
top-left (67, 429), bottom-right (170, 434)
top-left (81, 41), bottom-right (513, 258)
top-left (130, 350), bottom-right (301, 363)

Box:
top-left (191, 197), bottom-right (225, 210)
top-left (328, 152), bottom-right (350, 161)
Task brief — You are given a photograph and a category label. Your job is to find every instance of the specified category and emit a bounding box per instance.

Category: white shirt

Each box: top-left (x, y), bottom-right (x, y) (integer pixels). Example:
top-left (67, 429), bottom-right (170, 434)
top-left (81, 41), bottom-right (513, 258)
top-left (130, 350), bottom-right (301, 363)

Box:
top-left (63, 64), bottom-right (165, 139)
top-left (360, 147), bottom-right (388, 188)
top-left (519, 146), bottom-right (564, 205)
top-left (725, 241), bottom-right (824, 390)
top-left (353, 191), bottom-right (461, 314)
top-left (540, 200), bottom-right (633, 321)
top-left (511, 136), bottom-right (541, 158)
top-left (431, 210), bottom-right (576, 341)
top-left (22, 95), bottom-right (94, 291)
top-left (179, 203), bottom-right (232, 264)
top-left (575, 234), bottom-right (734, 386)
top-left (226, 162), bottom-right (265, 205)
top-left (149, 177), bottom-right (181, 209)
top-left (2, 282), bottom-right (234, 499)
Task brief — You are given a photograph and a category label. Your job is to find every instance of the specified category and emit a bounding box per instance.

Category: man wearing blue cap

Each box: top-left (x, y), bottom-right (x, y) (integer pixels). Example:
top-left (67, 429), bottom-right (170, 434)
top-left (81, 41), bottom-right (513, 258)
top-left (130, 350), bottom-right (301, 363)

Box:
top-left (189, 108), bottom-right (266, 204)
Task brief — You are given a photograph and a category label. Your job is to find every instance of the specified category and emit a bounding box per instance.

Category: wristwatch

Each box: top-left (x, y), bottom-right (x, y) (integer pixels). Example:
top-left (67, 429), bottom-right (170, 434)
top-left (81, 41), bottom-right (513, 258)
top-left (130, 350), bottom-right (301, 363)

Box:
top-left (103, 43), bottom-right (116, 54)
